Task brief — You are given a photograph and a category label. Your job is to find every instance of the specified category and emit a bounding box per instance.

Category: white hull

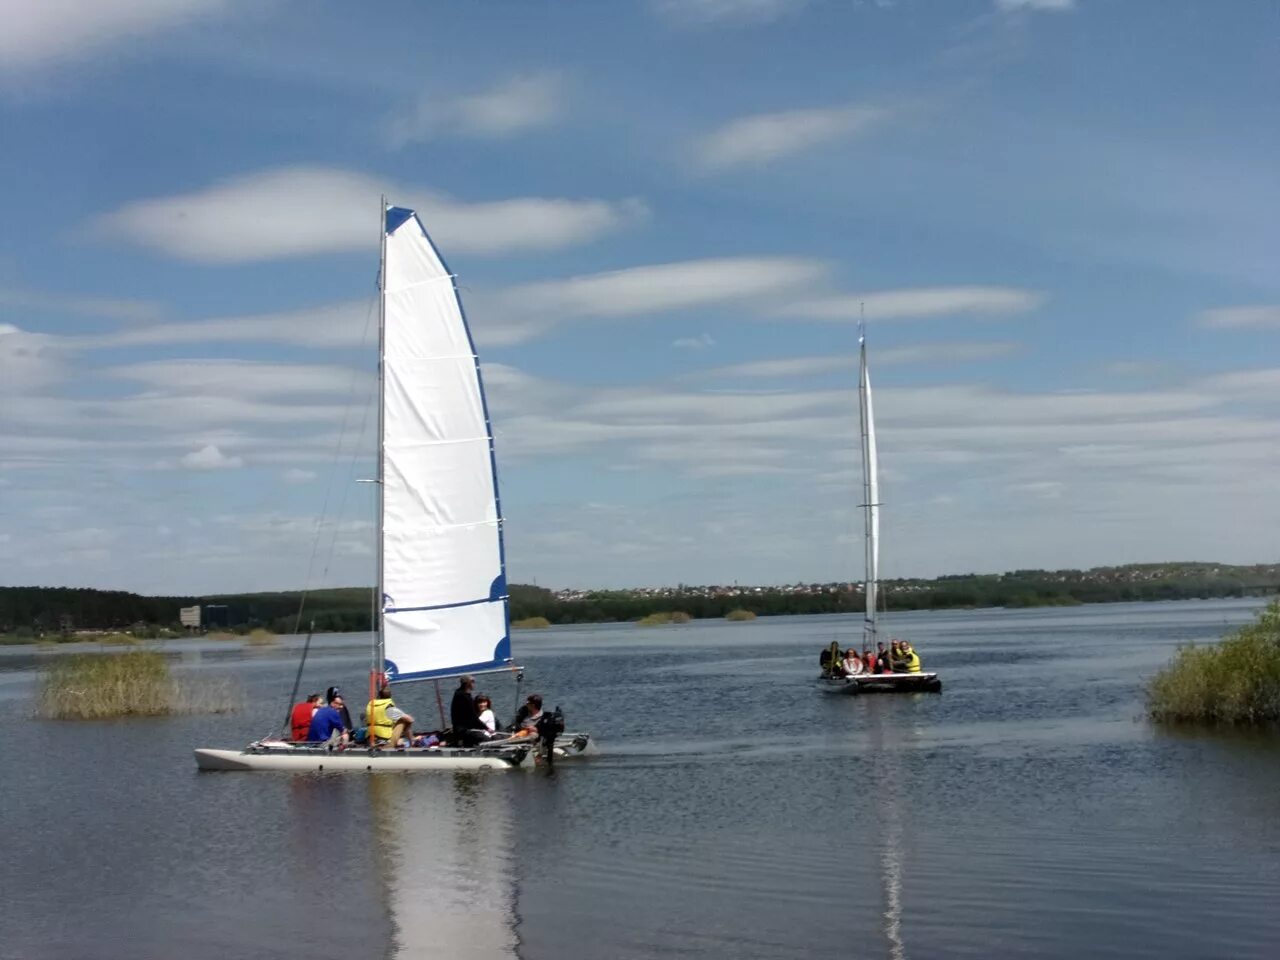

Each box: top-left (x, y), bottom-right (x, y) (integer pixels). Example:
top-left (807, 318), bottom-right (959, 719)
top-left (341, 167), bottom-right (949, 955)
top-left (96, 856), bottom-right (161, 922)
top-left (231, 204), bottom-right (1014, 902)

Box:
top-left (816, 672), bottom-right (942, 695)
top-left (195, 745), bottom-right (526, 772)
top-left (194, 732), bottom-right (594, 772)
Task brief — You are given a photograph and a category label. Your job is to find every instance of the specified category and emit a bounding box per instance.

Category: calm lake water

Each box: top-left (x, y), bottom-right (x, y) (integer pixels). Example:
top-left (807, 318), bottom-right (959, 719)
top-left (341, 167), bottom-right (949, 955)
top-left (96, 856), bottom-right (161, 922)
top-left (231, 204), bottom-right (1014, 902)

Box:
top-left (3, 599), bottom-right (1279, 959)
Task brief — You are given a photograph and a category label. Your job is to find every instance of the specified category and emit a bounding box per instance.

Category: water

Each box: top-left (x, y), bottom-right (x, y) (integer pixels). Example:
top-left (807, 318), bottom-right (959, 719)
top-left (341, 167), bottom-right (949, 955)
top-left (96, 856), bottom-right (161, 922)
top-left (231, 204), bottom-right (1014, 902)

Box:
top-left (3, 599), bottom-right (1279, 959)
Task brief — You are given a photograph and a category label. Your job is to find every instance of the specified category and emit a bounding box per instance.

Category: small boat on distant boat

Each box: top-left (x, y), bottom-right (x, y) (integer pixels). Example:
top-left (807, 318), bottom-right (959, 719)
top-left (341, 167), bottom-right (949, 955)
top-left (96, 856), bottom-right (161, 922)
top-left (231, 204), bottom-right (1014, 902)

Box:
top-left (815, 326), bottom-right (941, 696)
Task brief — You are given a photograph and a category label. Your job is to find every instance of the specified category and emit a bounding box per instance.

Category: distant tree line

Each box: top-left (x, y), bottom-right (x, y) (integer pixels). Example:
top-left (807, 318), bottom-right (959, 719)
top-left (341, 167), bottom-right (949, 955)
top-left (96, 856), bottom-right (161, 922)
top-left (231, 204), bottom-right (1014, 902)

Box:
top-left (2, 563), bottom-right (1277, 636)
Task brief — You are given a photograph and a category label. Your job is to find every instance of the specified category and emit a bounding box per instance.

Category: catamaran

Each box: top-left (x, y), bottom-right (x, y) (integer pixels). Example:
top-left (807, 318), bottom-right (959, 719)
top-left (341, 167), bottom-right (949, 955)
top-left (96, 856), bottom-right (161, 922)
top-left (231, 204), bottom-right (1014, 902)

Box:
top-left (816, 327), bottom-right (942, 695)
top-left (195, 202), bottom-right (591, 771)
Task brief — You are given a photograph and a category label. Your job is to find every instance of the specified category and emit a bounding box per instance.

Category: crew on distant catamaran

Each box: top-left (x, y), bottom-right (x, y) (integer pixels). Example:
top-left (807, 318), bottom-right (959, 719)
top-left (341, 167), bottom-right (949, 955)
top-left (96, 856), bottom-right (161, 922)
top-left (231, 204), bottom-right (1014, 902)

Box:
top-left (842, 649), bottom-right (865, 676)
top-left (307, 693), bottom-right (349, 744)
top-left (290, 693), bottom-right (321, 741)
top-left (899, 642), bottom-right (922, 673)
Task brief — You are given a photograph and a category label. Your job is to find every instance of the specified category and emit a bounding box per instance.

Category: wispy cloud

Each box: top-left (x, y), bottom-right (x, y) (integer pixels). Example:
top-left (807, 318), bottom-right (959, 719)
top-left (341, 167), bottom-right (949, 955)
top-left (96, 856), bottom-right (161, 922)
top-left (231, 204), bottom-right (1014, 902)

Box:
top-left (108, 359), bottom-right (370, 396)
top-left (387, 72), bottom-right (566, 147)
top-left (85, 300), bottom-right (374, 349)
top-left (0, 0), bottom-right (228, 73)
top-left (696, 105), bottom-right (885, 169)
top-left (0, 287), bottom-right (162, 323)
top-left (673, 333), bottom-right (716, 349)
top-left (179, 444), bottom-right (243, 471)
top-left (703, 342), bottom-right (1018, 378)
top-left (1197, 305), bottom-right (1280, 330)
top-left (87, 166), bottom-right (648, 263)
top-left (479, 256), bottom-right (826, 345)
top-left (651, 0), bottom-right (807, 26)
top-left (994, 0), bottom-right (1074, 12)
top-left (780, 286), bottom-right (1042, 321)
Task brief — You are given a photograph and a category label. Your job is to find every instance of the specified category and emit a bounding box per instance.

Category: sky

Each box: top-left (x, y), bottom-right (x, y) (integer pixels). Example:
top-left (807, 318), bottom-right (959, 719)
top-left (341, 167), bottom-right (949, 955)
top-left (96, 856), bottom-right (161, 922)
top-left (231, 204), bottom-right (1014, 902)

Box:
top-left (1, 0), bottom-right (1278, 595)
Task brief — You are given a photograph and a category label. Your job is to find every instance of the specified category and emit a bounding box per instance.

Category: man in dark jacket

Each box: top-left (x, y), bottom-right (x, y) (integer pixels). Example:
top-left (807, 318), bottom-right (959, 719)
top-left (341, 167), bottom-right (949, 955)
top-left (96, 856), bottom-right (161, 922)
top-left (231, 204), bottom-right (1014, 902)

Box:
top-left (449, 675), bottom-right (485, 746)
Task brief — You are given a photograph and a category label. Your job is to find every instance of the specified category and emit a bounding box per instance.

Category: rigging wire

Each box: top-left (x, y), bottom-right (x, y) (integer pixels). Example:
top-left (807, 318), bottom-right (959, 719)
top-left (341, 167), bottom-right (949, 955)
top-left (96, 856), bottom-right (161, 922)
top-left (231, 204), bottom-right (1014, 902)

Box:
top-left (288, 293), bottom-right (379, 637)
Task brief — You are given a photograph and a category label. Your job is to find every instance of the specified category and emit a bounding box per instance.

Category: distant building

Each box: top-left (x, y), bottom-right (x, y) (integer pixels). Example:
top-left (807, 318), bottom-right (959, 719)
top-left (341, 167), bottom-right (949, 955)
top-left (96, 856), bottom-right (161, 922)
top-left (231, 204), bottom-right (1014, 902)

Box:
top-left (179, 605), bottom-right (201, 629)
top-left (202, 604), bottom-right (230, 628)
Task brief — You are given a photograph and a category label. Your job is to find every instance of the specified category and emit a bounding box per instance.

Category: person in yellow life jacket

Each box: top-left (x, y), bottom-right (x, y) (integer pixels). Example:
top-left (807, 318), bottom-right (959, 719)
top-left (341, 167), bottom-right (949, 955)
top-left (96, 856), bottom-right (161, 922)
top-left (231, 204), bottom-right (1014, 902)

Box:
top-left (900, 642), bottom-right (922, 673)
top-left (367, 685), bottom-right (414, 747)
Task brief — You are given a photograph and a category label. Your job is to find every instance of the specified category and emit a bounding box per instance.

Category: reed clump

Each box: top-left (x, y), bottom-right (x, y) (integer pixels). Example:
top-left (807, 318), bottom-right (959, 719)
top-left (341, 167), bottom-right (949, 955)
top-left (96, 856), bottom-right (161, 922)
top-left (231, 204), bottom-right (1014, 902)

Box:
top-left (725, 609), bottom-right (757, 622)
top-left (513, 616), bottom-right (552, 629)
top-left (1148, 600), bottom-right (1280, 725)
top-left (245, 628), bottom-right (277, 646)
top-left (637, 611), bottom-right (692, 627)
top-left (37, 650), bottom-right (241, 720)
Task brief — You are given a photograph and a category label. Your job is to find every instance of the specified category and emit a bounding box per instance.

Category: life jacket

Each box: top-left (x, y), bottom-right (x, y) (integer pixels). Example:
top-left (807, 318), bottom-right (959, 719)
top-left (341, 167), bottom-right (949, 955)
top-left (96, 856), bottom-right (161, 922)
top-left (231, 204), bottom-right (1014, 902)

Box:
top-left (289, 702), bottom-right (313, 741)
top-left (903, 650), bottom-right (922, 673)
top-left (367, 697), bottom-right (396, 740)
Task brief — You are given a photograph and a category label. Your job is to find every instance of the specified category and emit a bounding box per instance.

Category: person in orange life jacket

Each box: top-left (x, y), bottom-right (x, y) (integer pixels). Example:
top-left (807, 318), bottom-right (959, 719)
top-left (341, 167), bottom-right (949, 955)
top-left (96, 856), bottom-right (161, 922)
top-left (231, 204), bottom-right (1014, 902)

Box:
top-left (290, 693), bottom-right (321, 741)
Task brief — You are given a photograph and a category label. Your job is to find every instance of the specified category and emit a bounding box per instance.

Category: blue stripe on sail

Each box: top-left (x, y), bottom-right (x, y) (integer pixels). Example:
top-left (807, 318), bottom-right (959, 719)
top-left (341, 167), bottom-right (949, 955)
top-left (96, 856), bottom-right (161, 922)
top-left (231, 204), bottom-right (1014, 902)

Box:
top-left (384, 645), bottom-right (513, 684)
top-left (385, 594), bottom-right (507, 615)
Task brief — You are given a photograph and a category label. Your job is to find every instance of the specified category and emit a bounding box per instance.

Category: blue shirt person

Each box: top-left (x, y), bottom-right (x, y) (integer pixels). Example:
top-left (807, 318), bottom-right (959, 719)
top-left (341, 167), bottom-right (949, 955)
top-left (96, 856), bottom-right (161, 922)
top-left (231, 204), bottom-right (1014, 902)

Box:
top-left (307, 694), bottom-right (350, 743)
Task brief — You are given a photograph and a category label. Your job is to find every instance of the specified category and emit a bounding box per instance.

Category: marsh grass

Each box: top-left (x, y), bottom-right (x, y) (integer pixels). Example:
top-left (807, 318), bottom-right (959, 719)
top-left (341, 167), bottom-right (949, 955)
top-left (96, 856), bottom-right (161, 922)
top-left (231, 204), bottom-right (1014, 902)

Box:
top-left (245, 628), bottom-right (277, 646)
top-left (725, 609), bottom-right (757, 621)
top-left (513, 617), bottom-right (552, 629)
top-left (636, 611), bottom-right (692, 627)
top-left (1148, 600), bottom-right (1280, 725)
top-left (37, 650), bottom-right (242, 720)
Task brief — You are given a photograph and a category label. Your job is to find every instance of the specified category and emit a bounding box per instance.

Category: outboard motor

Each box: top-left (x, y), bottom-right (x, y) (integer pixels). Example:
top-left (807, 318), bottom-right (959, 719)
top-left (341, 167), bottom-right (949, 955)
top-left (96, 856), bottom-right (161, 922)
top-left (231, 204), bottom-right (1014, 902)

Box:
top-left (535, 706), bottom-right (565, 768)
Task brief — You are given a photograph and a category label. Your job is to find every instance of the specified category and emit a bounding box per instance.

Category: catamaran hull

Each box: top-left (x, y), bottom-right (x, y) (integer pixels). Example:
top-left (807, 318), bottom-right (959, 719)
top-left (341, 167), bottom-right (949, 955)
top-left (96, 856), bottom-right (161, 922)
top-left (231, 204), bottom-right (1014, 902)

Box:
top-left (194, 746), bottom-right (527, 772)
top-left (194, 732), bottom-right (594, 772)
top-left (816, 673), bottom-right (942, 695)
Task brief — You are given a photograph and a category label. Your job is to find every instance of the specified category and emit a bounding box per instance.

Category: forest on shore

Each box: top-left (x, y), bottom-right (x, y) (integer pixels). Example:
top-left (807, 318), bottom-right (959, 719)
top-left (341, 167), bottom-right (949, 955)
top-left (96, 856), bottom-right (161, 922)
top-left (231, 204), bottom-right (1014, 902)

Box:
top-left (2, 562), bottom-right (1278, 640)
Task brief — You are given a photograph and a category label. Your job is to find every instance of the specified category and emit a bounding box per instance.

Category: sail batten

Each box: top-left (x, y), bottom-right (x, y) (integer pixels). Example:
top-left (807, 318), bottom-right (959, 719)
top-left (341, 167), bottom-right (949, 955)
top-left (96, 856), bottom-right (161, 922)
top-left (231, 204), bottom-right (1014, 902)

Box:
top-left (381, 205), bottom-right (511, 683)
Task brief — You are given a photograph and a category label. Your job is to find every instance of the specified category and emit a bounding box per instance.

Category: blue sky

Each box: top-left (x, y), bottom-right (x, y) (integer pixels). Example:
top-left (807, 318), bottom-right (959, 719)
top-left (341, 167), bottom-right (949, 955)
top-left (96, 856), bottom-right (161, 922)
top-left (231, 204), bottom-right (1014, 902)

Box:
top-left (1, 0), bottom-right (1278, 595)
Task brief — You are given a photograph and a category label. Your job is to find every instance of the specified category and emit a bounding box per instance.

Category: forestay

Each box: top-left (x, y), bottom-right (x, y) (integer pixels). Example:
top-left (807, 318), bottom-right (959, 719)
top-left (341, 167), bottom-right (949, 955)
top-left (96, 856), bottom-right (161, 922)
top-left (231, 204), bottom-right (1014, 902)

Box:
top-left (380, 206), bottom-right (511, 682)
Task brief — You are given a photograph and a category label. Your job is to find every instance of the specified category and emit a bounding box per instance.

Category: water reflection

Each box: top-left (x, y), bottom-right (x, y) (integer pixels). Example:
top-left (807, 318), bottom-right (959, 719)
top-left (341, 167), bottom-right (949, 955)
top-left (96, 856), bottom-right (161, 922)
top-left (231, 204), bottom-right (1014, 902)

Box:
top-left (368, 774), bottom-right (519, 960)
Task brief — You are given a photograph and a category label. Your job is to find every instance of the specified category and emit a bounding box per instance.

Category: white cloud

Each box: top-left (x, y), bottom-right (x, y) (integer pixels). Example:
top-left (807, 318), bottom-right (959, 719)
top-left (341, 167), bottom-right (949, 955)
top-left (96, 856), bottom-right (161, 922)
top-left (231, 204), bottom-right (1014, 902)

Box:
top-left (180, 444), bottom-right (243, 471)
top-left (108, 359), bottom-right (368, 396)
top-left (388, 72), bottom-right (566, 147)
top-left (0, 0), bottom-right (227, 72)
top-left (995, 0), bottom-right (1074, 11)
top-left (702, 342), bottom-right (1017, 379)
top-left (0, 287), bottom-right (162, 323)
top-left (673, 333), bottom-right (716, 349)
top-left (651, 0), bottom-right (807, 26)
top-left (506, 257), bottom-right (826, 319)
top-left (696, 105), bottom-right (884, 169)
top-left (88, 166), bottom-right (647, 263)
top-left (1197, 305), bottom-right (1280, 330)
top-left (86, 300), bottom-right (372, 349)
top-left (780, 286), bottom-right (1042, 321)
top-left (0, 324), bottom-right (67, 393)
top-left (282, 468), bottom-right (316, 484)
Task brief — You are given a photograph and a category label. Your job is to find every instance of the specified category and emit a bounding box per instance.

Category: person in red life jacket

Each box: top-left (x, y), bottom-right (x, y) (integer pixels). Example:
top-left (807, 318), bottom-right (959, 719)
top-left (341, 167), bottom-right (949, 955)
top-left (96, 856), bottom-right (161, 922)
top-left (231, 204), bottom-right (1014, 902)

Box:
top-left (290, 693), bottom-right (321, 741)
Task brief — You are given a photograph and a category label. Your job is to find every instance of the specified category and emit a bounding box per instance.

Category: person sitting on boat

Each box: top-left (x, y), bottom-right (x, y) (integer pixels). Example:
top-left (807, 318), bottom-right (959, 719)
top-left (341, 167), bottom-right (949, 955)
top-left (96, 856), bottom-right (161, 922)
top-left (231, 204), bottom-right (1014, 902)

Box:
top-left (841, 649), bottom-right (864, 676)
top-left (367, 684), bottom-right (414, 748)
top-left (862, 649), bottom-right (876, 675)
top-left (513, 694), bottom-right (543, 733)
top-left (307, 692), bottom-right (350, 745)
top-left (289, 692), bottom-right (321, 741)
top-left (899, 642), bottom-right (922, 674)
top-left (476, 695), bottom-right (497, 735)
top-left (449, 675), bottom-right (488, 747)
top-left (875, 642), bottom-right (891, 674)
top-left (326, 685), bottom-right (354, 735)
top-left (889, 640), bottom-right (906, 672)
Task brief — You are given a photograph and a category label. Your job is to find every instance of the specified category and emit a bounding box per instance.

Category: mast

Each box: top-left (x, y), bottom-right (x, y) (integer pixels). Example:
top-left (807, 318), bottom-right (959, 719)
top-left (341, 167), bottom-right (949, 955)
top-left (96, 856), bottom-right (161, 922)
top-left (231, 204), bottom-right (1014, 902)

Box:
top-left (375, 196), bottom-right (387, 680)
top-left (858, 317), bottom-right (879, 648)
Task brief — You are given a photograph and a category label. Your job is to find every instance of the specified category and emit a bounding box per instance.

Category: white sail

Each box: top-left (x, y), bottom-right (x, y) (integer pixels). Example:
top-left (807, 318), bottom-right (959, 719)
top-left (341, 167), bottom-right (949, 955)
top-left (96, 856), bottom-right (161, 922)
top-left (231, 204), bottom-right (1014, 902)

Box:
top-left (858, 334), bottom-right (880, 642)
top-left (380, 205), bottom-right (511, 682)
